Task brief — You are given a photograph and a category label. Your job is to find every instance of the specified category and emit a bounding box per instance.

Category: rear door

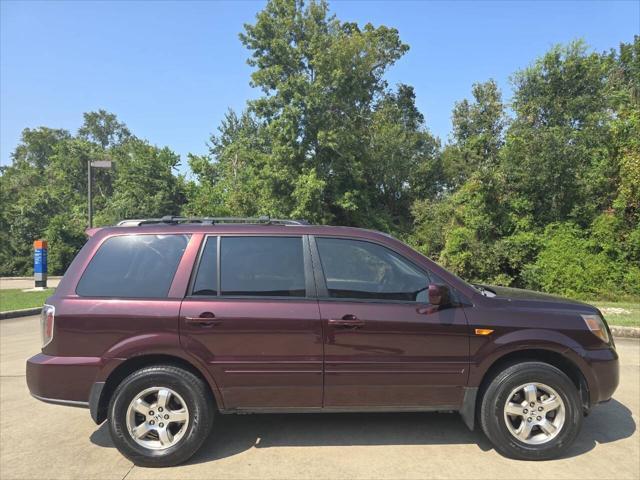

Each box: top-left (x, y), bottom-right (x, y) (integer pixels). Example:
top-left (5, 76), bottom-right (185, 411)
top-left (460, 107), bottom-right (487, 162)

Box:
top-left (312, 236), bottom-right (469, 409)
top-left (179, 235), bottom-right (323, 410)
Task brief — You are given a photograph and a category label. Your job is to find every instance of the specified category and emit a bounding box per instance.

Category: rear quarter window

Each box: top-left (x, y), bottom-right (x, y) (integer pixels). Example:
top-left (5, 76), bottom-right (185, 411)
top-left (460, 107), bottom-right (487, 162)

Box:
top-left (76, 234), bottom-right (190, 298)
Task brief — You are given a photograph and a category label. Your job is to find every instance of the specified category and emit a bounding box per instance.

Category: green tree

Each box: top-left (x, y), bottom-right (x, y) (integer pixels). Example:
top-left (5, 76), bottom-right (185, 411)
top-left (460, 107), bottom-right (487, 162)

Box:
top-left (502, 41), bottom-right (616, 227)
top-left (0, 127), bottom-right (71, 274)
top-left (186, 0), bottom-right (439, 232)
top-left (412, 38), bottom-right (640, 295)
top-left (185, 110), bottom-right (273, 217)
top-left (97, 139), bottom-right (186, 224)
top-left (1, 111), bottom-right (187, 275)
top-left (78, 109), bottom-right (132, 149)
top-left (442, 80), bottom-right (505, 189)
top-left (412, 81), bottom-right (508, 283)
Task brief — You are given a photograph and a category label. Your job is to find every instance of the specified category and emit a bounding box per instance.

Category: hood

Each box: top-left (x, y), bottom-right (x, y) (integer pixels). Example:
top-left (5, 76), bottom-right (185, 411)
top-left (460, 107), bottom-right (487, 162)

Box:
top-left (476, 284), bottom-right (596, 310)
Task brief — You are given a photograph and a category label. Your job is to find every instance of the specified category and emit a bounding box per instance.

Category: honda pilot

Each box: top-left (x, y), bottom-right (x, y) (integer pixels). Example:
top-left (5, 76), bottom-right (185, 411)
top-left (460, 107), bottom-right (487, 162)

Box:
top-left (26, 217), bottom-right (619, 466)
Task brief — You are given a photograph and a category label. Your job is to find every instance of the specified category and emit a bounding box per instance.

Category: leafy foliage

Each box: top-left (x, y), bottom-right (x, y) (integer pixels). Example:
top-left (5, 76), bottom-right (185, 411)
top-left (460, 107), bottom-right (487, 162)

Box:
top-left (522, 221), bottom-right (639, 299)
top-left (185, 0), bottom-right (440, 231)
top-left (0, 111), bottom-right (186, 275)
top-left (412, 37), bottom-right (640, 297)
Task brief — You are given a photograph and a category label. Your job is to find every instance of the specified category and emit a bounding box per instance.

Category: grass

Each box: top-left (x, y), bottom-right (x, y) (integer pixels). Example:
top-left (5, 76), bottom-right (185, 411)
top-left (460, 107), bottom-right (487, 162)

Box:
top-left (0, 288), bottom-right (55, 312)
top-left (592, 301), bottom-right (640, 328)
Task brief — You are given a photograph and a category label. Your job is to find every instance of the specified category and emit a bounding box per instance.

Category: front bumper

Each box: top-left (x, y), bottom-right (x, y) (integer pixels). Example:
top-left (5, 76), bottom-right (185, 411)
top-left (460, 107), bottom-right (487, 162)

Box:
top-left (26, 353), bottom-right (101, 405)
top-left (582, 346), bottom-right (619, 406)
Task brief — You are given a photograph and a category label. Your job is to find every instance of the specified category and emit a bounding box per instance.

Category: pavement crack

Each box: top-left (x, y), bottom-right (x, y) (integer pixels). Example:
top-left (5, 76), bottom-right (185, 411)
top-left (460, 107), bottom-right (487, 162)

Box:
top-left (122, 464), bottom-right (135, 480)
top-left (0, 375), bottom-right (26, 378)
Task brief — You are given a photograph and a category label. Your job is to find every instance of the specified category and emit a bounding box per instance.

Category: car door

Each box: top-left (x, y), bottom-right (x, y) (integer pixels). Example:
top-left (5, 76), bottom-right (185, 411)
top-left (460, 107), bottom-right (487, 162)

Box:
top-left (312, 236), bottom-right (470, 409)
top-left (179, 234), bottom-right (323, 410)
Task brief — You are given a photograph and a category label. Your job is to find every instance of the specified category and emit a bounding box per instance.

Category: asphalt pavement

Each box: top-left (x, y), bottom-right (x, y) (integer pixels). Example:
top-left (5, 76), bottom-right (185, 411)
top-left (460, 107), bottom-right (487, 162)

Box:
top-left (1, 315), bottom-right (638, 480)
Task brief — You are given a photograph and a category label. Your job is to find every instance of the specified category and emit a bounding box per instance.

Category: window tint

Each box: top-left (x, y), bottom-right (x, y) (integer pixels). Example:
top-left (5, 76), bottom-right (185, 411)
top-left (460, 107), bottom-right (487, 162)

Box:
top-left (77, 234), bottom-right (189, 298)
top-left (316, 237), bottom-right (430, 302)
top-left (192, 237), bottom-right (218, 296)
top-left (220, 237), bottom-right (305, 297)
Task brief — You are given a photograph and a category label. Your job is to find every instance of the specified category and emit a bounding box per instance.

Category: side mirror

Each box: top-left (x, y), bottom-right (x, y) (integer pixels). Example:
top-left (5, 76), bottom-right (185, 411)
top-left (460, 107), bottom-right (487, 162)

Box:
top-left (428, 284), bottom-right (451, 306)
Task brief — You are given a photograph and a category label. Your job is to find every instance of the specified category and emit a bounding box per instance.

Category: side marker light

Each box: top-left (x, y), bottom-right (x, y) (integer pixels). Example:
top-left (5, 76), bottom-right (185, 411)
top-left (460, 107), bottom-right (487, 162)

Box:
top-left (475, 328), bottom-right (494, 336)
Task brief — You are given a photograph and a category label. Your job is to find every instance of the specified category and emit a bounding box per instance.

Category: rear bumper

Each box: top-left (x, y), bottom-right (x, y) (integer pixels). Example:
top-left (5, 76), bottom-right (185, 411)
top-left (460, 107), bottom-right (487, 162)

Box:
top-left (26, 353), bottom-right (101, 405)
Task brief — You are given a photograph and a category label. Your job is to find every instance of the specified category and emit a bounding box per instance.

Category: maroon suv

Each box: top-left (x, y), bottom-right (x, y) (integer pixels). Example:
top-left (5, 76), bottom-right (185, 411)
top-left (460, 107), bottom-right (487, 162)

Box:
top-left (26, 217), bottom-right (619, 466)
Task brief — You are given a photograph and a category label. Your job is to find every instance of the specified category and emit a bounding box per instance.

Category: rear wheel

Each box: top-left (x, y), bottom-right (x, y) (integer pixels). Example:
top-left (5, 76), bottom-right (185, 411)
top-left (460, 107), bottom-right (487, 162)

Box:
top-left (108, 365), bottom-right (214, 467)
top-left (479, 361), bottom-right (582, 460)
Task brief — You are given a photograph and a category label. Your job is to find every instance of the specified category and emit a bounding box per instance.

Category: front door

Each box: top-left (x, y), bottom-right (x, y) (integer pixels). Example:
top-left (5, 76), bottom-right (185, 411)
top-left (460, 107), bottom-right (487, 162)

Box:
top-left (312, 237), bottom-right (470, 409)
top-left (179, 235), bottom-right (323, 410)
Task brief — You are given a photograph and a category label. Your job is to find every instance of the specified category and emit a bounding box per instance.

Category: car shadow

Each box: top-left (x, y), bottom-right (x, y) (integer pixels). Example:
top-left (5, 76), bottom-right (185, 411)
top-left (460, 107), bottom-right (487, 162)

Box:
top-left (90, 398), bottom-right (635, 464)
top-left (564, 399), bottom-right (637, 458)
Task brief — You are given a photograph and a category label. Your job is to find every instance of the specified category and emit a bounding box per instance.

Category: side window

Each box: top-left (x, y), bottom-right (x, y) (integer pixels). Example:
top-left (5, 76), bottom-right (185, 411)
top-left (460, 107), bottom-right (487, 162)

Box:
top-left (220, 236), bottom-right (306, 297)
top-left (192, 237), bottom-right (218, 296)
top-left (316, 237), bottom-right (430, 302)
top-left (77, 234), bottom-right (190, 298)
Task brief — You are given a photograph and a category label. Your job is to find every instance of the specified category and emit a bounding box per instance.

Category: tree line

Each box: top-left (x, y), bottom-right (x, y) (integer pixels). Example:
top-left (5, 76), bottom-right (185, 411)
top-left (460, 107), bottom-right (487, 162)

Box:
top-left (1, 0), bottom-right (638, 300)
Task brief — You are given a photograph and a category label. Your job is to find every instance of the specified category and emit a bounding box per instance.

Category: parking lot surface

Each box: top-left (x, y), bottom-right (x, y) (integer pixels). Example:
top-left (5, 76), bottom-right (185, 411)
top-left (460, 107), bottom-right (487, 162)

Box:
top-left (1, 315), bottom-right (638, 480)
top-left (0, 277), bottom-right (61, 290)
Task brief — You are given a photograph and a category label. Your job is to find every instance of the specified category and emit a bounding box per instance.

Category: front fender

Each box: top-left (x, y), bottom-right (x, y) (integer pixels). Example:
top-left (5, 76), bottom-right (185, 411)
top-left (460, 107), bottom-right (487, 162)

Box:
top-left (468, 328), bottom-right (593, 389)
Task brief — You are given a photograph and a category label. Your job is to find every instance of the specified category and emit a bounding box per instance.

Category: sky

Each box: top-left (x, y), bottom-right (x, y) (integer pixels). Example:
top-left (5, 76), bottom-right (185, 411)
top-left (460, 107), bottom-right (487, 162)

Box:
top-left (1, 0), bottom-right (638, 175)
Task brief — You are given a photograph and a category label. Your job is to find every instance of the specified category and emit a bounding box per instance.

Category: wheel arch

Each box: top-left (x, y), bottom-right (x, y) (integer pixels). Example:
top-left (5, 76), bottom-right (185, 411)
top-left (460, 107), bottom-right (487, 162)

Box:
top-left (477, 349), bottom-right (590, 416)
top-left (91, 354), bottom-right (222, 424)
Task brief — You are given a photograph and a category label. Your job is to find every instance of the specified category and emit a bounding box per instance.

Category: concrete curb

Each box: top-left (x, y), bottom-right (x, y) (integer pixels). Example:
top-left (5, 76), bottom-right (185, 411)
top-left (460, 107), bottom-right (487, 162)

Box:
top-left (610, 325), bottom-right (640, 339)
top-left (0, 308), bottom-right (41, 320)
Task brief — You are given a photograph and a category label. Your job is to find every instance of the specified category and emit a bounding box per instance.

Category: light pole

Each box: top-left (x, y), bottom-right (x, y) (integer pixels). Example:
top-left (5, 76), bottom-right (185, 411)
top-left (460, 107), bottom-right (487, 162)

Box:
top-left (87, 159), bottom-right (113, 228)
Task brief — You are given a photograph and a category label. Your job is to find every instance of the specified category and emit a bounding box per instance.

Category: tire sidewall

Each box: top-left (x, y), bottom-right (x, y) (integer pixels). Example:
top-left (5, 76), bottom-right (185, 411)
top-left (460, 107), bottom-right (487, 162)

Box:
top-left (481, 363), bottom-right (582, 460)
top-left (108, 368), bottom-right (212, 466)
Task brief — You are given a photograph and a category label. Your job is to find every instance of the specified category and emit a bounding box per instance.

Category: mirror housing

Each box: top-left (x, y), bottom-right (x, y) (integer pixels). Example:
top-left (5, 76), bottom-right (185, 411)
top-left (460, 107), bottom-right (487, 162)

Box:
top-left (428, 284), bottom-right (451, 306)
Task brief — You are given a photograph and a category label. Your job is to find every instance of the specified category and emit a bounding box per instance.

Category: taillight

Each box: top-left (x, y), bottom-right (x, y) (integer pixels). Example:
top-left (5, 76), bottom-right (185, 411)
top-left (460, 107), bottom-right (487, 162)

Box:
top-left (40, 304), bottom-right (55, 348)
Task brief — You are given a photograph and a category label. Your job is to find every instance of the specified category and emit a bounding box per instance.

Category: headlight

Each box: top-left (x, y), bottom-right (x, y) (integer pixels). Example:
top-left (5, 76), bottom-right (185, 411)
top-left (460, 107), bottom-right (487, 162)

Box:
top-left (581, 314), bottom-right (610, 344)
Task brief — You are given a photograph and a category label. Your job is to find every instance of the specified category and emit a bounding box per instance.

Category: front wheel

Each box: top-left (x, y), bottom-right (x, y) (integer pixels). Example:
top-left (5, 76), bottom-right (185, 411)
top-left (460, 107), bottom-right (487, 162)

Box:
top-left (108, 365), bottom-right (214, 467)
top-left (479, 361), bottom-right (583, 460)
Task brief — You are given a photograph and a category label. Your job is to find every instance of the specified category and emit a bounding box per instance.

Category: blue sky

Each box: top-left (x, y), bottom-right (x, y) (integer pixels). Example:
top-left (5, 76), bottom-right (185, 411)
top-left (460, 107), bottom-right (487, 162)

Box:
top-left (1, 0), bottom-right (638, 175)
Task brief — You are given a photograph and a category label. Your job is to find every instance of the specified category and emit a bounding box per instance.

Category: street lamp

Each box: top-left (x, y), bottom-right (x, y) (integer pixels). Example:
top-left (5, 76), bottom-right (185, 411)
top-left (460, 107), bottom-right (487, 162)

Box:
top-left (87, 159), bottom-right (113, 228)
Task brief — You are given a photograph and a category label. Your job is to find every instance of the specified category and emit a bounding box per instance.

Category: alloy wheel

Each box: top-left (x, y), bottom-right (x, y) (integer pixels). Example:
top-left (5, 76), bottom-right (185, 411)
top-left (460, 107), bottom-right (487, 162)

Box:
top-left (503, 382), bottom-right (566, 445)
top-left (125, 387), bottom-right (190, 450)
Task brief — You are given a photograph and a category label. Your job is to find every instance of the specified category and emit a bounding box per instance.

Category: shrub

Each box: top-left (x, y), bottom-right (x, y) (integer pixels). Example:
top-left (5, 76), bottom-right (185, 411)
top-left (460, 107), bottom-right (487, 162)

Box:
top-left (522, 222), bottom-right (636, 299)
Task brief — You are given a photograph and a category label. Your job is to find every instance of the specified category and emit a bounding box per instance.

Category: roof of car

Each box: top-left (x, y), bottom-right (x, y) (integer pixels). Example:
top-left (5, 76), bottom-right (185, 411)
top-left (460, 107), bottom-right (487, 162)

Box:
top-left (87, 217), bottom-right (396, 242)
top-left (93, 222), bottom-right (391, 239)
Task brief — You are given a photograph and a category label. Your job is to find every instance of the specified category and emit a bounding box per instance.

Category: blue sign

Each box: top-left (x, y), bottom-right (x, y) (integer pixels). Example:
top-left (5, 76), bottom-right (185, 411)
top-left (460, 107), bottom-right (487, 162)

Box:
top-left (34, 240), bottom-right (48, 287)
top-left (34, 248), bottom-right (47, 273)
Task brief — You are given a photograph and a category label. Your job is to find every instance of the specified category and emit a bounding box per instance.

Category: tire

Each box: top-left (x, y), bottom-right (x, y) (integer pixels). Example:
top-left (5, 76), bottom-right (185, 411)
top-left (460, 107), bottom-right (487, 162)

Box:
top-left (479, 361), bottom-right (582, 460)
top-left (108, 365), bottom-right (214, 467)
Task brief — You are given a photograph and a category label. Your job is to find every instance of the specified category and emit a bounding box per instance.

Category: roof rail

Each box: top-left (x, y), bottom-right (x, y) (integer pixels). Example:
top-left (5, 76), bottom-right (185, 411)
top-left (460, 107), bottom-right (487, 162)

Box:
top-left (116, 216), bottom-right (310, 227)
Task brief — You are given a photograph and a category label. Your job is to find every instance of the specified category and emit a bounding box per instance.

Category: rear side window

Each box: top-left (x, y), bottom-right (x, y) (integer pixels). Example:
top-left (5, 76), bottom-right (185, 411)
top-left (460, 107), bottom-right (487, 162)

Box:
top-left (220, 236), bottom-right (305, 297)
top-left (76, 234), bottom-right (190, 298)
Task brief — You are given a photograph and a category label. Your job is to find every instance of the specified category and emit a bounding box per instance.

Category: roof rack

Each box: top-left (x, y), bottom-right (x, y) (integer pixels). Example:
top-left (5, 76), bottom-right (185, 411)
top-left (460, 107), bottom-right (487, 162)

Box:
top-left (116, 216), bottom-right (310, 227)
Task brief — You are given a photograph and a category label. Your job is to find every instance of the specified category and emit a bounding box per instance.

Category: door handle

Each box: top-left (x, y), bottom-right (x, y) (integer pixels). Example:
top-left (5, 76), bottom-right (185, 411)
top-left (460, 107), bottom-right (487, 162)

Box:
top-left (328, 315), bottom-right (365, 328)
top-left (184, 313), bottom-right (220, 327)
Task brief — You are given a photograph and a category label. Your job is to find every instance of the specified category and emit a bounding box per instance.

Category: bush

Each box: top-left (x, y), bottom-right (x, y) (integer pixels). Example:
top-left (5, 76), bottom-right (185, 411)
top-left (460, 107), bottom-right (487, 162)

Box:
top-left (522, 222), bottom-right (637, 299)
